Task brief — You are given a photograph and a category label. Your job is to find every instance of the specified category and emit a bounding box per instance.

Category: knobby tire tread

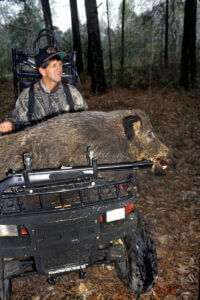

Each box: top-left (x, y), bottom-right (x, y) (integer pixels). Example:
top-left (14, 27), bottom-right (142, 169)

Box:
top-left (0, 260), bottom-right (12, 300)
top-left (115, 211), bottom-right (158, 294)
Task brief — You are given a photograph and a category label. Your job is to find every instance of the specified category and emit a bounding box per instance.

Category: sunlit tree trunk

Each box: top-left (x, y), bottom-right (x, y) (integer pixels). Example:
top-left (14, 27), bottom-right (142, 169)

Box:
top-left (85, 0), bottom-right (106, 93)
top-left (70, 0), bottom-right (84, 72)
top-left (180, 0), bottom-right (197, 89)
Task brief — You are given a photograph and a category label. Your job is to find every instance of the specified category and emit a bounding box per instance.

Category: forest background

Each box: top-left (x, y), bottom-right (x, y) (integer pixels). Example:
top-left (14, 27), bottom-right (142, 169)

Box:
top-left (0, 0), bottom-right (199, 299)
top-left (0, 0), bottom-right (199, 92)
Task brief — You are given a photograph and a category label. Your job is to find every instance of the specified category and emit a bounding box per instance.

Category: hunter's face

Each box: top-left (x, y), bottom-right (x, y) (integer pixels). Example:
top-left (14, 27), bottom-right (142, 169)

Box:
top-left (40, 59), bottom-right (62, 85)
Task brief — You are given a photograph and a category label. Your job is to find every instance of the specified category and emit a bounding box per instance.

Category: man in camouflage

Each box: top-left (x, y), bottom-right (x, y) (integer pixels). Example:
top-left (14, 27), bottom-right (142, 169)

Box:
top-left (0, 46), bottom-right (88, 133)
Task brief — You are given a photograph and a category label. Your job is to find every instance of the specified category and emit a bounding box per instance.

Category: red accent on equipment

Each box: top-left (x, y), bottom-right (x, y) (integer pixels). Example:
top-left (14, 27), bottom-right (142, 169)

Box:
top-left (125, 203), bottom-right (134, 214)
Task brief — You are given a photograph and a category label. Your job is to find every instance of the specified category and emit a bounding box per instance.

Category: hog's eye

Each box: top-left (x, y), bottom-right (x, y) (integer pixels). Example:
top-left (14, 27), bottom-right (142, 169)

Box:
top-left (147, 131), bottom-right (155, 139)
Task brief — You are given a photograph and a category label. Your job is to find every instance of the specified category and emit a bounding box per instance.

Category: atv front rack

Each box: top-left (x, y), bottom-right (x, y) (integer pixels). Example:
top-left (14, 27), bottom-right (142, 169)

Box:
top-left (0, 149), bottom-right (153, 216)
top-left (0, 178), bottom-right (134, 216)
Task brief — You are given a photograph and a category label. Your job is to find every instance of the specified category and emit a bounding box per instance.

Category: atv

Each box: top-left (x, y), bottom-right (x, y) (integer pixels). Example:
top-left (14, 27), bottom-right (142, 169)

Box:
top-left (0, 149), bottom-right (158, 299)
top-left (0, 29), bottom-right (158, 299)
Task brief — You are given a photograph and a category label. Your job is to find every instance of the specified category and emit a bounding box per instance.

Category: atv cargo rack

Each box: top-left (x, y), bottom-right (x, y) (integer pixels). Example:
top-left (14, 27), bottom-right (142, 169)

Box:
top-left (0, 149), bottom-right (152, 216)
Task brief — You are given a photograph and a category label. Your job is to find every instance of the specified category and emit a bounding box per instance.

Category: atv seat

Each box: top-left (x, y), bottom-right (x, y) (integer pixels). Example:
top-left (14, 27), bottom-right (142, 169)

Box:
top-left (12, 29), bottom-right (81, 101)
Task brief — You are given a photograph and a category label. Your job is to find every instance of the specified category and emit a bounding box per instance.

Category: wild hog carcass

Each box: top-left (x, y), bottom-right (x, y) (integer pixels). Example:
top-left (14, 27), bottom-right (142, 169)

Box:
top-left (0, 110), bottom-right (173, 180)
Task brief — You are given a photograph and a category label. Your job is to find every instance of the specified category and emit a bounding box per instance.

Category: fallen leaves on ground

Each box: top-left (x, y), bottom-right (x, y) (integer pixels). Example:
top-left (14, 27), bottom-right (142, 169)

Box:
top-left (0, 79), bottom-right (199, 299)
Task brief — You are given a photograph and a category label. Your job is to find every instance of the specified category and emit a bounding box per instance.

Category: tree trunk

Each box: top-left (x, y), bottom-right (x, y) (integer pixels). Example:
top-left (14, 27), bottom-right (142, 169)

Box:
top-left (164, 0), bottom-right (169, 68)
top-left (106, 0), bottom-right (113, 85)
top-left (70, 0), bottom-right (84, 72)
top-left (121, 0), bottom-right (125, 74)
top-left (180, 0), bottom-right (197, 89)
top-left (40, 0), bottom-right (54, 46)
top-left (160, 24), bottom-right (163, 67)
top-left (85, 0), bottom-right (106, 93)
top-left (171, 0), bottom-right (175, 24)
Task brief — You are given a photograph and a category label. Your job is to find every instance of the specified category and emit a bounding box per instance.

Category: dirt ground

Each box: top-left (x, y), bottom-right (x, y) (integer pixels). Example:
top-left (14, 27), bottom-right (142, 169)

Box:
top-left (0, 79), bottom-right (199, 299)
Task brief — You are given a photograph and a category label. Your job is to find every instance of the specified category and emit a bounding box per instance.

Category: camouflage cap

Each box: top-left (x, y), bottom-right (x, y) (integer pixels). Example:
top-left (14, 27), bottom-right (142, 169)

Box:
top-left (35, 46), bottom-right (67, 68)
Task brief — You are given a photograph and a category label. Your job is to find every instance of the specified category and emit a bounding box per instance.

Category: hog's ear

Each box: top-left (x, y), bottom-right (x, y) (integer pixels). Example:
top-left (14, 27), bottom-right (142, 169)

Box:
top-left (123, 115), bottom-right (141, 141)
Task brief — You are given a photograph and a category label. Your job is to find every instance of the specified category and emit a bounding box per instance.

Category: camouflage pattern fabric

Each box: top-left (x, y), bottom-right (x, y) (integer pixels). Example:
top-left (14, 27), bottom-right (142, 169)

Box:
top-left (13, 81), bottom-right (88, 122)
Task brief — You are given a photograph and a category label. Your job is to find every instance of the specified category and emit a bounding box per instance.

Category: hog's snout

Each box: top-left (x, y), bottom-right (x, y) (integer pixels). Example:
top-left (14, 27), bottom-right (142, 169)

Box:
top-left (154, 155), bottom-right (176, 175)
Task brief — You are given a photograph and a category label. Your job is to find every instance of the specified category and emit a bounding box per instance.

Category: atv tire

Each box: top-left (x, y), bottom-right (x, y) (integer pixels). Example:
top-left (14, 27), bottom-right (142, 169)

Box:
top-left (115, 212), bottom-right (158, 294)
top-left (0, 260), bottom-right (12, 300)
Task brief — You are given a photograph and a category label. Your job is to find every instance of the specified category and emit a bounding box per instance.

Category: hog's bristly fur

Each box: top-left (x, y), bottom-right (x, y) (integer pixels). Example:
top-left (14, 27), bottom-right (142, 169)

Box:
top-left (0, 110), bottom-right (171, 179)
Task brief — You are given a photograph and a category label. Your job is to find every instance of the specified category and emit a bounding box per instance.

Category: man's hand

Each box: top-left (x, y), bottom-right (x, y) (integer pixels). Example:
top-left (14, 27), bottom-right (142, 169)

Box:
top-left (0, 121), bottom-right (13, 133)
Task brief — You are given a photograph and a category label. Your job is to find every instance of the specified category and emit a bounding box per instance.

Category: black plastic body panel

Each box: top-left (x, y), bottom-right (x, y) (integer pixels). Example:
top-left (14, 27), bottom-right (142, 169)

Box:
top-left (0, 176), bottom-right (138, 276)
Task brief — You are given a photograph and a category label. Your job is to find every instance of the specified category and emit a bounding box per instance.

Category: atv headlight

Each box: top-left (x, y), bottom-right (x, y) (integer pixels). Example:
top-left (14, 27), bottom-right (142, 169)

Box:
top-left (106, 207), bottom-right (125, 223)
top-left (0, 225), bottom-right (18, 236)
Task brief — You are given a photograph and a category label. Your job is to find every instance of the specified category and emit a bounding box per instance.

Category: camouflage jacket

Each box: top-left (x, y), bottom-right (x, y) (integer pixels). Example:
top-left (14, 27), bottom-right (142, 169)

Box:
top-left (13, 80), bottom-right (88, 122)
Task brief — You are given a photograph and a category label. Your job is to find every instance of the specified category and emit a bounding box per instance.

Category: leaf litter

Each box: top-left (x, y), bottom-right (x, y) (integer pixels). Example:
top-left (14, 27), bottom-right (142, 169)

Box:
top-left (0, 79), bottom-right (199, 299)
